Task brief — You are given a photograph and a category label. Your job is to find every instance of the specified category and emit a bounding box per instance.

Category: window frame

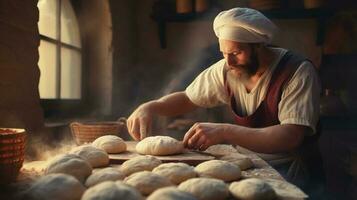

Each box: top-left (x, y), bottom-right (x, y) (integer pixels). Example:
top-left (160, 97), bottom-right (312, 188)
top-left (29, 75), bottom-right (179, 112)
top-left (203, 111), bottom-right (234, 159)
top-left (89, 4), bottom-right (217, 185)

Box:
top-left (39, 0), bottom-right (84, 117)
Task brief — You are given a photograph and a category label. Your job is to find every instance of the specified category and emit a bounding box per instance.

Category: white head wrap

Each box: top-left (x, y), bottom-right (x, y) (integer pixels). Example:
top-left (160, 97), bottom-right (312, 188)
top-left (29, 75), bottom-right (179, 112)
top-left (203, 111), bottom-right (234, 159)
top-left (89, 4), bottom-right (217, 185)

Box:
top-left (213, 8), bottom-right (278, 44)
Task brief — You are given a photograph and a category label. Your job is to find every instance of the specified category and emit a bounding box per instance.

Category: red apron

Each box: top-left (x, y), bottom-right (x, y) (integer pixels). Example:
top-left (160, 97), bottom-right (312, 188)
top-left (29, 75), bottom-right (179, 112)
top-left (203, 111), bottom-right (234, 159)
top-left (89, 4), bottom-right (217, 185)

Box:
top-left (223, 51), bottom-right (305, 127)
top-left (223, 51), bottom-right (318, 187)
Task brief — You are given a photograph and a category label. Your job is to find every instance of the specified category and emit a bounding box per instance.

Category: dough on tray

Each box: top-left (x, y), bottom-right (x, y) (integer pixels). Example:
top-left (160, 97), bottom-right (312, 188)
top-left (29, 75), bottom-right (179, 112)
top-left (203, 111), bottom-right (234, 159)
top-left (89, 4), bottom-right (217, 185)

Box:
top-left (136, 136), bottom-right (184, 156)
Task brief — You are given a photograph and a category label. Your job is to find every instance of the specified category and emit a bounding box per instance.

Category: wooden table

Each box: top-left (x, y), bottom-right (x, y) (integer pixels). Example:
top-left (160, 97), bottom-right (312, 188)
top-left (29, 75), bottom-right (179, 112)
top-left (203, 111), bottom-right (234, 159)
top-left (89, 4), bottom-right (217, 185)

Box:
top-left (109, 141), bottom-right (285, 181)
top-left (240, 152), bottom-right (285, 181)
top-left (3, 141), bottom-right (306, 200)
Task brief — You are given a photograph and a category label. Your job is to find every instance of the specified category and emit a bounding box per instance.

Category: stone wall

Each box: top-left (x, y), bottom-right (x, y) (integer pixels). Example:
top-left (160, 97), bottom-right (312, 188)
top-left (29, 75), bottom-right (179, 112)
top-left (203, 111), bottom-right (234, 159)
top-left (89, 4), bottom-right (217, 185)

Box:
top-left (110, 0), bottom-right (138, 117)
top-left (78, 0), bottom-right (113, 117)
top-left (0, 0), bottom-right (44, 131)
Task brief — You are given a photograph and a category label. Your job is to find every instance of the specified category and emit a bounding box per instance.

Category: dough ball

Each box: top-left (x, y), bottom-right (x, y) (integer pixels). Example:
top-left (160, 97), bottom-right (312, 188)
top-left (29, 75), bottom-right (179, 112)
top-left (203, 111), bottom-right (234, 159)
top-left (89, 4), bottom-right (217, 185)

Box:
top-left (147, 187), bottom-right (197, 200)
top-left (229, 178), bottom-right (277, 200)
top-left (46, 154), bottom-right (92, 183)
top-left (82, 181), bottom-right (143, 200)
top-left (152, 162), bottom-right (197, 185)
top-left (204, 144), bottom-right (238, 157)
top-left (136, 136), bottom-right (184, 156)
top-left (85, 167), bottom-right (126, 187)
top-left (121, 155), bottom-right (162, 176)
top-left (26, 173), bottom-right (85, 200)
top-left (124, 171), bottom-right (173, 195)
top-left (220, 153), bottom-right (254, 170)
top-left (195, 160), bottom-right (241, 181)
top-left (70, 145), bottom-right (109, 168)
top-left (92, 135), bottom-right (127, 153)
top-left (178, 178), bottom-right (229, 200)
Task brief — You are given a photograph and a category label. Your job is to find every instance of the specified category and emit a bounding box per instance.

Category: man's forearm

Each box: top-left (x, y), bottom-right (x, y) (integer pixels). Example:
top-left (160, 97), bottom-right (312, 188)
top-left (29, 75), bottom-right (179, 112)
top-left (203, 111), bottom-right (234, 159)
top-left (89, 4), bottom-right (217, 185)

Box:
top-left (222, 124), bottom-right (308, 154)
top-left (146, 91), bottom-right (198, 117)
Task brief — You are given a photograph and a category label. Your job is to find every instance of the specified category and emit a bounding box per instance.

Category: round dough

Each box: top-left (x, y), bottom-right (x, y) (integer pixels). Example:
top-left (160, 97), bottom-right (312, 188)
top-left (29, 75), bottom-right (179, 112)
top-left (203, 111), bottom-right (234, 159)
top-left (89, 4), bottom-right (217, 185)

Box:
top-left (82, 181), bottom-right (144, 200)
top-left (124, 171), bottom-right (173, 195)
top-left (204, 144), bottom-right (238, 156)
top-left (152, 162), bottom-right (197, 185)
top-left (220, 153), bottom-right (254, 170)
top-left (178, 177), bottom-right (229, 200)
top-left (46, 154), bottom-right (92, 183)
top-left (195, 160), bottom-right (241, 181)
top-left (85, 167), bottom-right (126, 187)
top-left (229, 178), bottom-right (277, 200)
top-left (92, 135), bottom-right (127, 153)
top-left (26, 173), bottom-right (85, 200)
top-left (121, 155), bottom-right (162, 176)
top-left (147, 187), bottom-right (197, 200)
top-left (136, 136), bottom-right (184, 156)
top-left (70, 145), bottom-right (109, 168)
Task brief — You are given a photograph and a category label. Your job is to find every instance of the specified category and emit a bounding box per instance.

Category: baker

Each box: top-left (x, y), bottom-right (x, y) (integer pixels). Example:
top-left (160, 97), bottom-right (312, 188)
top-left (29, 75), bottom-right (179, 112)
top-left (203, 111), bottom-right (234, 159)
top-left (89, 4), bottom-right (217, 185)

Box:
top-left (126, 7), bottom-right (321, 185)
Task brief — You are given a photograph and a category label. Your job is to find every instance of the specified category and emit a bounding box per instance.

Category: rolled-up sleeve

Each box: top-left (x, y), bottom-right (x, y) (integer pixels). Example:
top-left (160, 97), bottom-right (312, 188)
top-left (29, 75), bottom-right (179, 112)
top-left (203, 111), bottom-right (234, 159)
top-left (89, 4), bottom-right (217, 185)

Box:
top-left (185, 59), bottom-right (229, 108)
top-left (278, 61), bottom-right (321, 134)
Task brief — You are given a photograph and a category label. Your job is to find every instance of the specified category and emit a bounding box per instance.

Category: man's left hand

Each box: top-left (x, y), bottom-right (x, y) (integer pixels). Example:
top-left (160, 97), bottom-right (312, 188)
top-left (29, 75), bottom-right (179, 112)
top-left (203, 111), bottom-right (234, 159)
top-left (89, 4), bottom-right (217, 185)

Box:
top-left (183, 122), bottom-right (227, 150)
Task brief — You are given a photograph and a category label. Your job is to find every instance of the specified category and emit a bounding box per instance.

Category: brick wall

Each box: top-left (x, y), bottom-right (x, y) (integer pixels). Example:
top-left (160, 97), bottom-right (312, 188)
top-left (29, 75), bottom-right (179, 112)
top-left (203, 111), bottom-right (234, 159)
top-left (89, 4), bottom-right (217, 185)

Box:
top-left (0, 0), bottom-right (44, 131)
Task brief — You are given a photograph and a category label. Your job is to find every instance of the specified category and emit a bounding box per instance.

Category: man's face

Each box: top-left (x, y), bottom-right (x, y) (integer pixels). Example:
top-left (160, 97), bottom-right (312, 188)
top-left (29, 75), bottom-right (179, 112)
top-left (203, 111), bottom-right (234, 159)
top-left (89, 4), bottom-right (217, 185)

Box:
top-left (219, 39), bottom-right (259, 77)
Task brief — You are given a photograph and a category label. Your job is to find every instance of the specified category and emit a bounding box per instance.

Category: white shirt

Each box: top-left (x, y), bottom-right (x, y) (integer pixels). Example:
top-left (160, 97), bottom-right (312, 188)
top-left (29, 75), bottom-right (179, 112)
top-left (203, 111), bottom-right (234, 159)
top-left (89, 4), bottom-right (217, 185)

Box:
top-left (185, 47), bottom-right (321, 133)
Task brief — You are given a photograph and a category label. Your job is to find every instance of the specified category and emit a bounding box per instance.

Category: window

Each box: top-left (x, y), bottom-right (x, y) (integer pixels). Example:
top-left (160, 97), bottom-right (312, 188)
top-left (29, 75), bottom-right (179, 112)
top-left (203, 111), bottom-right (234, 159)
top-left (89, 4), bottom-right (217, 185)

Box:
top-left (37, 0), bottom-right (82, 100)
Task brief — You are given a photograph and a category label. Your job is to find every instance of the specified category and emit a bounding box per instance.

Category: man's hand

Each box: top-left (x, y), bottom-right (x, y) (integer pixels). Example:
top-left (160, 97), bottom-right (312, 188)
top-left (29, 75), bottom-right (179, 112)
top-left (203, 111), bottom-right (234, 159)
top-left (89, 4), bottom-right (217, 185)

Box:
top-left (183, 122), bottom-right (227, 150)
top-left (126, 103), bottom-right (153, 141)
top-left (126, 92), bottom-right (198, 141)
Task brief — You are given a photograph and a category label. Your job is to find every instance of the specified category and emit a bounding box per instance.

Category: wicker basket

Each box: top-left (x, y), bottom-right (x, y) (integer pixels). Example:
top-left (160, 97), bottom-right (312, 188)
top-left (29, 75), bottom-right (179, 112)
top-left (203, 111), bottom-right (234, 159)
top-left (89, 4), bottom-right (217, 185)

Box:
top-left (0, 128), bottom-right (26, 183)
top-left (70, 121), bottom-right (126, 145)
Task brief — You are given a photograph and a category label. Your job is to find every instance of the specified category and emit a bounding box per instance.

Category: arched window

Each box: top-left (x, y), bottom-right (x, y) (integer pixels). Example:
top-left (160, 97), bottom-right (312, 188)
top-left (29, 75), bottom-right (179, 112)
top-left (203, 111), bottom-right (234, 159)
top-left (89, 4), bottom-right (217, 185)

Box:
top-left (37, 0), bottom-right (82, 100)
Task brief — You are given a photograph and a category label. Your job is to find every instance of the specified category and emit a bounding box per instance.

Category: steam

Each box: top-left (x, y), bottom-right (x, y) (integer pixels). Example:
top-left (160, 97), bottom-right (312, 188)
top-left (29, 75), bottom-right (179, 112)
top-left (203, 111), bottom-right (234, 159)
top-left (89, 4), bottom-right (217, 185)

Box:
top-left (157, 15), bottom-right (222, 96)
top-left (25, 129), bottom-right (77, 162)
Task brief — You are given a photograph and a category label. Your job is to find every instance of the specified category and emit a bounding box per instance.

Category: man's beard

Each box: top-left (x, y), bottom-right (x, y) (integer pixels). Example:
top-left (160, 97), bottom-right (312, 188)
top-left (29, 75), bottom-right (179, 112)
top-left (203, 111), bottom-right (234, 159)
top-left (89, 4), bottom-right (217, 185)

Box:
top-left (228, 46), bottom-right (259, 78)
top-left (235, 47), bottom-right (259, 77)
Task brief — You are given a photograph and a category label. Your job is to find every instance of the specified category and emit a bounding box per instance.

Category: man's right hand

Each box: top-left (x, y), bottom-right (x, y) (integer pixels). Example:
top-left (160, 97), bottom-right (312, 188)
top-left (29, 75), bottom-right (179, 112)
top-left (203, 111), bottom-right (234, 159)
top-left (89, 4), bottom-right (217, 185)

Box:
top-left (126, 92), bottom-right (198, 141)
top-left (126, 102), bottom-right (154, 141)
